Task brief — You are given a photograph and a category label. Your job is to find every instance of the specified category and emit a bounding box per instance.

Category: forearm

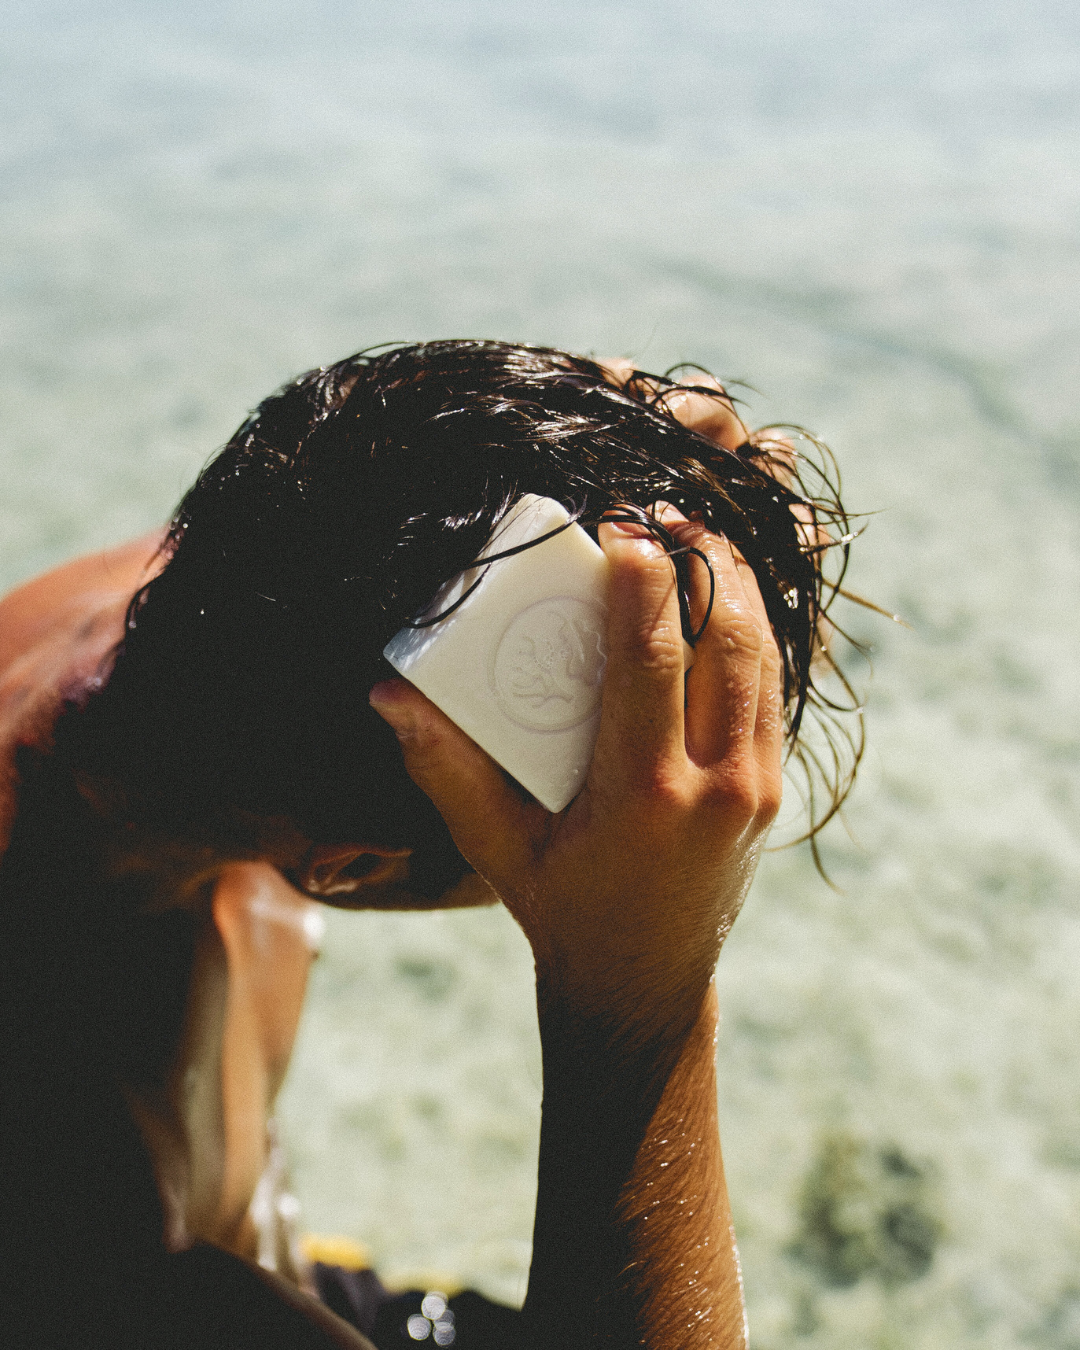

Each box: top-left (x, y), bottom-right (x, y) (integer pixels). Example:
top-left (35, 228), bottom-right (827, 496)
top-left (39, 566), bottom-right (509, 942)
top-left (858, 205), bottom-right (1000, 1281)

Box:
top-left (371, 495), bottom-right (781, 1348)
top-left (524, 981), bottom-right (746, 1350)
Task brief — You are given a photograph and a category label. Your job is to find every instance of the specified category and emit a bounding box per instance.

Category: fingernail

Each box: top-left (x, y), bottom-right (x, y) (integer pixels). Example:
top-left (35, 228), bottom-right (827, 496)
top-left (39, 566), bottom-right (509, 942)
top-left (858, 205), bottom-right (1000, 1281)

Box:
top-left (655, 500), bottom-right (689, 526)
top-left (369, 681), bottom-right (417, 736)
top-left (611, 518), bottom-right (653, 538)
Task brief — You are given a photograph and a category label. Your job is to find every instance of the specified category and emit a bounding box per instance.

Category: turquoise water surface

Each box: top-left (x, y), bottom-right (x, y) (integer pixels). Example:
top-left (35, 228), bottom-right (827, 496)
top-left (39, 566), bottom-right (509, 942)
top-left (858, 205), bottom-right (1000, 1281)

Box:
top-left (2, 2), bottom-right (1079, 1344)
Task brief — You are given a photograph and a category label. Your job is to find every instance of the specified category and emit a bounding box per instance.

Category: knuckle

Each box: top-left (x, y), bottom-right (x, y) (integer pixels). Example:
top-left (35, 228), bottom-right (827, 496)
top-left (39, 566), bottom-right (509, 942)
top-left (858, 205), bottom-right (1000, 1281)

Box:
top-left (759, 630), bottom-right (783, 676)
top-left (703, 764), bottom-right (763, 824)
top-left (396, 718), bottom-right (451, 775)
top-left (621, 624), bottom-right (685, 676)
top-left (715, 612), bottom-right (764, 658)
top-left (756, 774), bottom-right (783, 824)
top-left (625, 762), bottom-right (692, 816)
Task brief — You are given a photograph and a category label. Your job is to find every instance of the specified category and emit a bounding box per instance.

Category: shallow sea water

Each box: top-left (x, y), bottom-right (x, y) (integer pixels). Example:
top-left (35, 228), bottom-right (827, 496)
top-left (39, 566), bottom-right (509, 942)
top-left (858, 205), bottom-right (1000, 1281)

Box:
top-left (2, 1), bottom-right (1079, 1343)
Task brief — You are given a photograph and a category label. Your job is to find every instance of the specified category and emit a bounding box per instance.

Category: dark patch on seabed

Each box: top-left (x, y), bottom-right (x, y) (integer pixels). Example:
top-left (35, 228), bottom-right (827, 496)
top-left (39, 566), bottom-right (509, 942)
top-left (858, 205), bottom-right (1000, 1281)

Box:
top-left (394, 955), bottom-right (458, 1001)
top-left (1027, 1286), bottom-right (1080, 1349)
top-left (789, 1130), bottom-right (943, 1288)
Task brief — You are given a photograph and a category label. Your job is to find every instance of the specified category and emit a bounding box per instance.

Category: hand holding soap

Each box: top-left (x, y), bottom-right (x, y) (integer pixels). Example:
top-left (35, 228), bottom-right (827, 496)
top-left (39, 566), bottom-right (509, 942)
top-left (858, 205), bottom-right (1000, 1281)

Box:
top-left (383, 495), bottom-right (609, 812)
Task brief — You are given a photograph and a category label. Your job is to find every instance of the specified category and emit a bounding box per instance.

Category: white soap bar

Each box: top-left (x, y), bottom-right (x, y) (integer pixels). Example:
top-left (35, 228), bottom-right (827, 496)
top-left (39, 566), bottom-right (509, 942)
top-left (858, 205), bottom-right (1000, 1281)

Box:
top-left (383, 495), bottom-right (609, 812)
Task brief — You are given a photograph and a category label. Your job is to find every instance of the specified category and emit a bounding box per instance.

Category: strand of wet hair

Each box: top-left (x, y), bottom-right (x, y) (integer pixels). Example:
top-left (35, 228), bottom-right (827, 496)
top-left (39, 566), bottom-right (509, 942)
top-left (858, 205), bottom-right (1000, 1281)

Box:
top-left (401, 505), bottom-right (716, 649)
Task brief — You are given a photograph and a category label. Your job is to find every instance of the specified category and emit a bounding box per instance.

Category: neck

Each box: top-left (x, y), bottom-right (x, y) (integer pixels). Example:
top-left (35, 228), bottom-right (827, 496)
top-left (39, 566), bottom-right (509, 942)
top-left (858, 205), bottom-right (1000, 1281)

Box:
top-left (128, 912), bottom-right (263, 1259)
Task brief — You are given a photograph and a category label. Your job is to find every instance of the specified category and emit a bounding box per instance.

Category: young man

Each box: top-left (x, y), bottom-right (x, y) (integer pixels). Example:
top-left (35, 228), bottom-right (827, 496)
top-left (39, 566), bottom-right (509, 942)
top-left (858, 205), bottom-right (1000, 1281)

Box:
top-left (0, 342), bottom-right (850, 1348)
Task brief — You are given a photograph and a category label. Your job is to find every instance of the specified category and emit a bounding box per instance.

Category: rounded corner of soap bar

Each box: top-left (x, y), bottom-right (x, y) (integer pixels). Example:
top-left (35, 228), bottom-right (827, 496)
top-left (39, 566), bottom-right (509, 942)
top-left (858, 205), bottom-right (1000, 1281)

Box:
top-left (536, 767), bottom-right (590, 815)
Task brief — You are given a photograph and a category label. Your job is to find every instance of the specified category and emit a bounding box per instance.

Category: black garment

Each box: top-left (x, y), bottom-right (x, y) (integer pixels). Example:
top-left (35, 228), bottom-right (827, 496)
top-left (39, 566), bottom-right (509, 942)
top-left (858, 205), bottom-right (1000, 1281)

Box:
top-left (3, 1244), bottom-right (376, 1350)
top-left (4, 1244), bottom-right (527, 1349)
top-left (312, 1263), bottom-right (525, 1350)
top-left (159, 1246), bottom-right (379, 1349)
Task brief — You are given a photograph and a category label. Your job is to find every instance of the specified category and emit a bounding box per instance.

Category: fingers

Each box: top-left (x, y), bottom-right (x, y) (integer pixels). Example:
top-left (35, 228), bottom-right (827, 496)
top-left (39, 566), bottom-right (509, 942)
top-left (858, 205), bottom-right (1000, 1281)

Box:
top-left (749, 429), bottom-right (825, 557)
top-left (592, 514), bottom-right (688, 795)
top-left (749, 429), bottom-right (798, 487)
top-left (676, 530), bottom-right (765, 767)
top-left (368, 679), bottom-right (535, 878)
top-left (724, 544), bottom-right (785, 806)
top-left (657, 377), bottom-right (749, 451)
top-left (659, 511), bottom-right (784, 792)
top-left (598, 358), bottom-right (749, 451)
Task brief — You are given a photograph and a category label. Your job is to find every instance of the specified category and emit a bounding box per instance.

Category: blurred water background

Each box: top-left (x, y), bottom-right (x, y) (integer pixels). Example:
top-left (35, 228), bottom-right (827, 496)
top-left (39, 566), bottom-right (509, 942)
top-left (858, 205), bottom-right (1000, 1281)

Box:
top-left (3, 1), bottom-right (1079, 1344)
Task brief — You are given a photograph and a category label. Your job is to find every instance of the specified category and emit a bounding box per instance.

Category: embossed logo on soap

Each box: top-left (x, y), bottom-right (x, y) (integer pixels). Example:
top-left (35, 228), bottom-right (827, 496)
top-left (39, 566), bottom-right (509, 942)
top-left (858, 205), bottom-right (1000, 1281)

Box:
top-left (492, 598), bottom-right (607, 731)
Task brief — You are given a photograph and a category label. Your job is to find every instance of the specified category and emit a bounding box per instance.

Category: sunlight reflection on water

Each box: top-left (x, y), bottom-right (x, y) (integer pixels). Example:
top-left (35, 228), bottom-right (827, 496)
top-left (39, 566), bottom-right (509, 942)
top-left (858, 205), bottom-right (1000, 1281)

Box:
top-left (3, 2), bottom-right (1079, 1342)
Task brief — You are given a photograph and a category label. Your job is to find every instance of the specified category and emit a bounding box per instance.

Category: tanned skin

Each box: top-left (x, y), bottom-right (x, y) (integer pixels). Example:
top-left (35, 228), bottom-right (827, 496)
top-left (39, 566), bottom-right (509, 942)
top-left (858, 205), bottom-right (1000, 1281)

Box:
top-left (370, 376), bottom-right (778, 1349)
top-left (0, 530), bottom-right (167, 846)
top-left (1, 381), bottom-right (778, 1348)
top-left (370, 496), bottom-right (778, 1349)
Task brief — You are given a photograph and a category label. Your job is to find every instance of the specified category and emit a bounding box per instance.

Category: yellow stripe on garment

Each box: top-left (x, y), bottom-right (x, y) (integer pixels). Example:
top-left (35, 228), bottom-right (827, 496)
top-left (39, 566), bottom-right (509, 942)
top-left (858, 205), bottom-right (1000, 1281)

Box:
top-left (299, 1234), bottom-right (373, 1271)
top-left (379, 1270), bottom-right (464, 1297)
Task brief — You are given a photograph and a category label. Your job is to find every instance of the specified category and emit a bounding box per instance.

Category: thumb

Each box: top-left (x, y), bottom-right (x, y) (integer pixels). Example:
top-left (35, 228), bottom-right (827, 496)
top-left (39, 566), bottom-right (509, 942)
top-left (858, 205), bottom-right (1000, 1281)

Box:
top-left (368, 679), bottom-right (534, 879)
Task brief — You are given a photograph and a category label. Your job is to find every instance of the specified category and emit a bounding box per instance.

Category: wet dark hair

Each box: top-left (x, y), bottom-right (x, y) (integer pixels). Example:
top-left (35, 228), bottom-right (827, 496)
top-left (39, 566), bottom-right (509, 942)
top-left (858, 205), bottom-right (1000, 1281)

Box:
top-left (0, 342), bottom-right (860, 1325)
top-left (57, 340), bottom-right (860, 895)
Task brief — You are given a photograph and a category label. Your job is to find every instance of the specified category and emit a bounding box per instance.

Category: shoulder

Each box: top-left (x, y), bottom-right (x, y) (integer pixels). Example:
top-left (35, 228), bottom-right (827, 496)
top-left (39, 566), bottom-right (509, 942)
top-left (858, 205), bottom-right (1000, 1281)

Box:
top-left (1, 1243), bottom-right (379, 1350)
top-left (0, 531), bottom-right (167, 675)
top-left (0, 530), bottom-right (167, 849)
top-left (162, 1244), bottom-right (378, 1350)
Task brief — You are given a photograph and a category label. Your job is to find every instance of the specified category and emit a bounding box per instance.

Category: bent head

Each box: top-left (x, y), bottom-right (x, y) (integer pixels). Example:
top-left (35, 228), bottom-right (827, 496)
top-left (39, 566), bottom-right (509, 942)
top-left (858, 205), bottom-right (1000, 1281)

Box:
top-left (65, 341), bottom-right (851, 902)
top-left (1, 341), bottom-right (857, 1301)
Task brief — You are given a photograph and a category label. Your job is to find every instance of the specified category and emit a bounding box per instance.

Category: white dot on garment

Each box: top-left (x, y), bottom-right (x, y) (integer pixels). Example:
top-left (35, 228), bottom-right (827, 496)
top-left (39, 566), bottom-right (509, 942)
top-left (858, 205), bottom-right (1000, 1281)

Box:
top-left (420, 1294), bottom-right (447, 1320)
top-left (406, 1313), bottom-right (431, 1340)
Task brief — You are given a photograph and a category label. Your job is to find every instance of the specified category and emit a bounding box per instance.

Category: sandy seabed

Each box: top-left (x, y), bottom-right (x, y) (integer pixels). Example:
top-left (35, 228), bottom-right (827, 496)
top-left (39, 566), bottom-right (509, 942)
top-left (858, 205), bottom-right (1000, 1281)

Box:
top-left (4, 2), bottom-right (1079, 1342)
